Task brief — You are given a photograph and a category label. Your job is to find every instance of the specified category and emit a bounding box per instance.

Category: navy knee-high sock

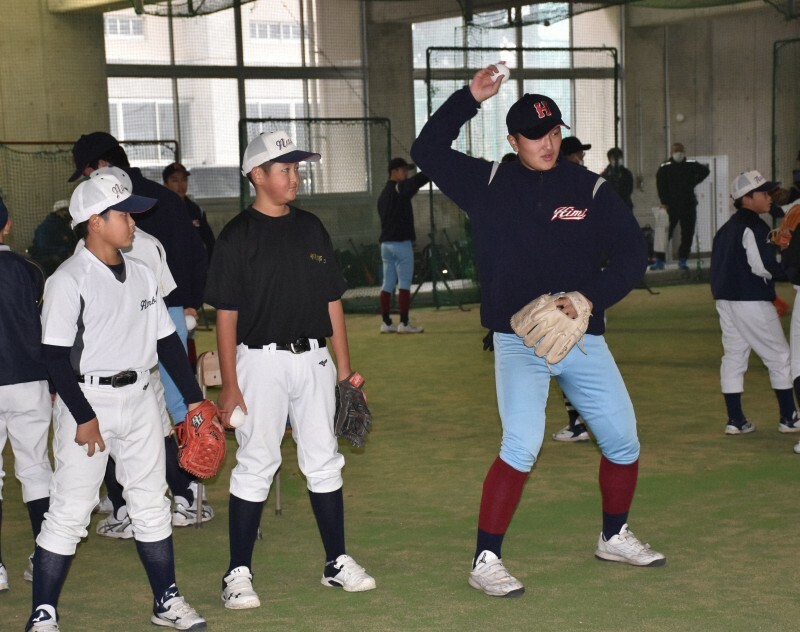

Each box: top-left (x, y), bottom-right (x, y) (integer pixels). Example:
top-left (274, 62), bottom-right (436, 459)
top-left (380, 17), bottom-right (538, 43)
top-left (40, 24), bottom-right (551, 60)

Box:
top-left (104, 457), bottom-right (126, 514)
top-left (309, 487), bottom-right (346, 567)
top-left (164, 436), bottom-right (194, 504)
top-left (26, 497), bottom-right (50, 539)
top-left (135, 536), bottom-right (176, 604)
top-left (32, 546), bottom-right (72, 611)
top-left (227, 494), bottom-right (264, 574)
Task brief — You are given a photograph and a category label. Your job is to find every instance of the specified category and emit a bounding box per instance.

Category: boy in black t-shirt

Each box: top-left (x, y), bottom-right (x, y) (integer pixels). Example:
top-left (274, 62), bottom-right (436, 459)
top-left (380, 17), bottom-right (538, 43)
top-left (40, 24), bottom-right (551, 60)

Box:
top-left (205, 130), bottom-right (376, 610)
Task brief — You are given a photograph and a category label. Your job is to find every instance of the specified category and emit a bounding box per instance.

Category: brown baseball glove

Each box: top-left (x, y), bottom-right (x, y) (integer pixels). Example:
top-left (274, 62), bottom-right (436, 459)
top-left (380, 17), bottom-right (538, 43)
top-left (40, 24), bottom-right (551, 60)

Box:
top-left (174, 399), bottom-right (226, 479)
top-left (334, 372), bottom-right (372, 448)
top-left (510, 291), bottom-right (592, 366)
top-left (769, 203), bottom-right (800, 249)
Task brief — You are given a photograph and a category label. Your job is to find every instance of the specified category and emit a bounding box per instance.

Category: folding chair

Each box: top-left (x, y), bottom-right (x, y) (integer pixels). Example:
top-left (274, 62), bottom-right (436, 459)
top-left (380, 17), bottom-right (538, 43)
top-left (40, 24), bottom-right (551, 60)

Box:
top-left (195, 351), bottom-right (282, 531)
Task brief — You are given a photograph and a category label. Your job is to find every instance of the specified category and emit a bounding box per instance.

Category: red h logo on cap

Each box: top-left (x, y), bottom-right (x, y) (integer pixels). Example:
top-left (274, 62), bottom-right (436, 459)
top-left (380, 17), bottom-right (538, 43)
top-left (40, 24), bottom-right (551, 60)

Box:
top-left (534, 101), bottom-right (552, 119)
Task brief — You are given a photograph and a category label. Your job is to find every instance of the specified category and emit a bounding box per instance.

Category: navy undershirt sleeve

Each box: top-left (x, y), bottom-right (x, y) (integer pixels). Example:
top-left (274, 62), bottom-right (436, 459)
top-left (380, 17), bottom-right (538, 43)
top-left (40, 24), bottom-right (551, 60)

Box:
top-left (157, 332), bottom-right (204, 409)
top-left (42, 344), bottom-right (96, 425)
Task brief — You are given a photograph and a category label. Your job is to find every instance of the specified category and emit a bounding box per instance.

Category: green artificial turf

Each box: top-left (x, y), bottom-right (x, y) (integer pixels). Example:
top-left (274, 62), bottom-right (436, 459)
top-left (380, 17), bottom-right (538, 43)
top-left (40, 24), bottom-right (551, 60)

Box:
top-left (1, 284), bottom-right (798, 631)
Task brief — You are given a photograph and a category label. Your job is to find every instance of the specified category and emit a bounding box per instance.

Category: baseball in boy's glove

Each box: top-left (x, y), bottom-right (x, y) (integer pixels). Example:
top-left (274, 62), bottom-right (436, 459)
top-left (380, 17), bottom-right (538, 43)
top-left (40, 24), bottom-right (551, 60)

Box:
top-left (510, 291), bottom-right (592, 366)
top-left (174, 399), bottom-right (226, 479)
top-left (334, 372), bottom-right (372, 448)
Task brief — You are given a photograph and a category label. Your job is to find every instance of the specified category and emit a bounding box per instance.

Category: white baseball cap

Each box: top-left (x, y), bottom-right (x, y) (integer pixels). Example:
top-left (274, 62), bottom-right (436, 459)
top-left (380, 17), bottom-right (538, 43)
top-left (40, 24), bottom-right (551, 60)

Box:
top-left (241, 130), bottom-right (321, 176)
top-left (730, 170), bottom-right (779, 200)
top-left (69, 171), bottom-right (156, 224)
top-left (91, 165), bottom-right (133, 192)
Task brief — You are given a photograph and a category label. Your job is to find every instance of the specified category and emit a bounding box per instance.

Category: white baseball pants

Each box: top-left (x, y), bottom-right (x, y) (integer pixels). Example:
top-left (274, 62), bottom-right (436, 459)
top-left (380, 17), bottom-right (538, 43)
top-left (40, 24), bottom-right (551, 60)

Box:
top-left (230, 343), bottom-right (344, 502)
top-left (38, 371), bottom-right (171, 555)
top-left (716, 300), bottom-right (792, 393)
top-left (0, 380), bottom-right (53, 502)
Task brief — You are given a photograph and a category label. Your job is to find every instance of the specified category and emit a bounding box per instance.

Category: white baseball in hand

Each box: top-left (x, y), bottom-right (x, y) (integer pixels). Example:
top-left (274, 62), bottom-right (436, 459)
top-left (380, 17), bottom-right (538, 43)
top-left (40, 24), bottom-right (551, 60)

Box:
top-left (184, 314), bottom-right (197, 332)
top-left (229, 406), bottom-right (246, 428)
top-left (81, 443), bottom-right (89, 454)
top-left (491, 63), bottom-right (510, 84)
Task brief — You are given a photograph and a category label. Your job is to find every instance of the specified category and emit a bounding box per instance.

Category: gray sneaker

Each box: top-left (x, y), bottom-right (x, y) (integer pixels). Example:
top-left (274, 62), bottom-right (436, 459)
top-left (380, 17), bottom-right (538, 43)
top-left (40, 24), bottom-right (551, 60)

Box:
top-left (468, 550), bottom-right (524, 597)
top-left (95, 507), bottom-right (134, 539)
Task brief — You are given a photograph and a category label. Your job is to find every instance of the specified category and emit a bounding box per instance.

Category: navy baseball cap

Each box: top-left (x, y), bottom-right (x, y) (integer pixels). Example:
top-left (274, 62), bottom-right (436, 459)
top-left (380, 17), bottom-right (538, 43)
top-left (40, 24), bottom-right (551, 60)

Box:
top-left (388, 157), bottom-right (415, 173)
top-left (163, 162), bottom-right (191, 182)
top-left (561, 136), bottom-right (591, 156)
top-left (0, 196), bottom-right (8, 231)
top-left (69, 132), bottom-right (121, 182)
top-left (506, 94), bottom-right (570, 140)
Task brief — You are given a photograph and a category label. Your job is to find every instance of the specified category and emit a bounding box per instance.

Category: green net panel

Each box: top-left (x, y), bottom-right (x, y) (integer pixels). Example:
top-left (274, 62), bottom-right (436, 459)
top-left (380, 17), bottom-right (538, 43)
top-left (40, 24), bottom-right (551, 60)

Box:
top-left (773, 38), bottom-right (800, 189)
top-left (0, 140), bottom-right (176, 265)
top-left (135, 0), bottom-right (257, 17)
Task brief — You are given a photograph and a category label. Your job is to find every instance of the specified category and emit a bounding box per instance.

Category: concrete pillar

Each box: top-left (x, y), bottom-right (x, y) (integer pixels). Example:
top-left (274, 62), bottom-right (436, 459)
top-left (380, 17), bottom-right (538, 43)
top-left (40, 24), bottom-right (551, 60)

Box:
top-left (0, 0), bottom-right (109, 142)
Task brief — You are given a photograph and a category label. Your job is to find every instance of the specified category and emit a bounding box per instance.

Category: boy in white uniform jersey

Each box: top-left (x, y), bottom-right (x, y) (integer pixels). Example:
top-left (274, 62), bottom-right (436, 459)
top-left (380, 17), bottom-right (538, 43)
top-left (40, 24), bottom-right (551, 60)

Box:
top-left (28, 172), bottom-right (213, 631)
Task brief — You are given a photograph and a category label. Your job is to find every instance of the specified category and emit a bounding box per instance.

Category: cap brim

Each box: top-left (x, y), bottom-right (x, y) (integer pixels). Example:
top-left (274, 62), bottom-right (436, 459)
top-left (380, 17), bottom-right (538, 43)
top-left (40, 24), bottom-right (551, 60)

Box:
top-left (68, 166), bottom-right (84, 182)
top-left (272, 150), bottom-right (321, 163)
top-left (752, 181), bottom-right (780, 193)
top-left (518, 122), bottom-right (570, 140)
top-left (107, 194), bottom-right (157, 214)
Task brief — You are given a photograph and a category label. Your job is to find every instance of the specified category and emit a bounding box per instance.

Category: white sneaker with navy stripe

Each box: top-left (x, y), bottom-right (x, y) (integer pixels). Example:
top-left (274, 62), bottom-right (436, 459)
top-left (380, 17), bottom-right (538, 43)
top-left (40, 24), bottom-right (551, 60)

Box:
top-left (25, 604), bottom-right (59, 632)
top-left (468, 550), bottom-right (525, 597)
top-left (321, 554), bottom-right (376, 592)
top-left (151, 585), bottom-right (206, 630)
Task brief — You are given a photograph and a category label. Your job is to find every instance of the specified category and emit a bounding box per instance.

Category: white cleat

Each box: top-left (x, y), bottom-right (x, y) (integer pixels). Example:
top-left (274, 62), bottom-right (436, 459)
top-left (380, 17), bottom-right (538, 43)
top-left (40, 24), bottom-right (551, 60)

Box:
top-left (24, 552), bottom-right (34, 582)
top-left (595, 524), bottom-right (666, 567)
top-left (222, 566), bottom-right (261, 610)
top-left (321, 554), bottom-right (376, 592)
top-left (151, 588), bottom-right (206, 630)
top-left (552, 423), bottom-right (590, 442)
top-left (725, 420), bottom-right (756, 435)
top-left (468, 550), bottom-right (525, 597)
top-left (794, 441), bottom-right (800, 454)
top-left (0, 563), bottom-right (8, 591)
top-left (380, 322), bottom-right (397, 333)
top-left (26, 604), bottom-right (60, 632)
top-left (397, 322), bottom-right (424, 334)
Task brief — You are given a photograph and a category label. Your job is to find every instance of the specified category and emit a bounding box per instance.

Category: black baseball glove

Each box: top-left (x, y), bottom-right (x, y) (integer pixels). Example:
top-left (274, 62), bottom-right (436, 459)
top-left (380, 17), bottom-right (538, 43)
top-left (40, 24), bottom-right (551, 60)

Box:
top-left (334, 372), bottom-right (372, 448)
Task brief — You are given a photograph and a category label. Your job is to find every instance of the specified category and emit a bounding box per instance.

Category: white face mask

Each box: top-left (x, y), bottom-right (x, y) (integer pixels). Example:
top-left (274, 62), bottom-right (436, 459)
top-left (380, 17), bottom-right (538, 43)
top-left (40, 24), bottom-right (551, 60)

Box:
top-left (672, 152), bottom-right (686, 163)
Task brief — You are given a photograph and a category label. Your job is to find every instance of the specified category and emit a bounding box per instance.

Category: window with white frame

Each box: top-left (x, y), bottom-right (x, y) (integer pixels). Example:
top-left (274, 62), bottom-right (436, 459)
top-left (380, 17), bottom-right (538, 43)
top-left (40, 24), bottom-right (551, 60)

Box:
top-left (109, 100), bottom-right (176, 163)
top-left (249, 20), bottom-right (301, 41)
top-left (105, 15), bottom-right (144, 38)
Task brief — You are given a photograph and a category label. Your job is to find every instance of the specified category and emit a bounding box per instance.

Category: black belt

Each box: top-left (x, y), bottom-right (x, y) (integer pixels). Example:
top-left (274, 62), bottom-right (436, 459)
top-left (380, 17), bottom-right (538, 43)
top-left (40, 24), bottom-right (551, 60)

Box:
top-left (246, 337), bottom-right (326, 353)
top-left (76, 370), bottom-right (139, 387)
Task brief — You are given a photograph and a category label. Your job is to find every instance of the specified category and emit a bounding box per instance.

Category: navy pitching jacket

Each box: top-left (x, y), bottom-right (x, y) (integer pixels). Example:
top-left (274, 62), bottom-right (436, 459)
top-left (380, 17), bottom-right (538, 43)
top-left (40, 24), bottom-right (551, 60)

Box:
top-left (410, 87), bottom-right (647, 335)
top-left (0, 247), bottom-right (48, 386)
top-left (710, 208), bottom-right (785, 302)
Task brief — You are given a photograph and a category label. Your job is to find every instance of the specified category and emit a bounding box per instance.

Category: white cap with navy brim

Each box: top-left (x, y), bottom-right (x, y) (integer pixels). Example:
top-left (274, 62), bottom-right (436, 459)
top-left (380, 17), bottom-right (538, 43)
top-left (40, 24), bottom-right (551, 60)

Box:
top-left (241, 130), bottom-right (321, 177)
top-left (69, 172), bottom-right (156, 224)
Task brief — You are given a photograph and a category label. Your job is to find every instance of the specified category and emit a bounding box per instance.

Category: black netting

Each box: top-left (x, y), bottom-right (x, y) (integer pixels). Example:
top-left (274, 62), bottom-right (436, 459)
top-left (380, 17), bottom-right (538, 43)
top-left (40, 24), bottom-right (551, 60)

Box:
top-left (138, 0), bottom-right (257, 17)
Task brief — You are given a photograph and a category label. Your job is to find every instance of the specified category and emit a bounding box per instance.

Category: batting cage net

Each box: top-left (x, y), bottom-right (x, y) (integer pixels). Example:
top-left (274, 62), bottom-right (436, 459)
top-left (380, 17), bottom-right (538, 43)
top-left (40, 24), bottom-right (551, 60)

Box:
top-left (0, 141), bottom-right (176, 262)
top-left (773, 38), bottom-right (800, 189)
